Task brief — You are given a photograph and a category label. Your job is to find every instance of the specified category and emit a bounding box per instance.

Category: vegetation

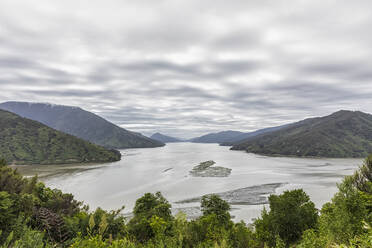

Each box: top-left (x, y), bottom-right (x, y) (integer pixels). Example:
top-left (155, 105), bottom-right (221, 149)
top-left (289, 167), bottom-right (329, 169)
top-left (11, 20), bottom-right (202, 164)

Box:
top-left (0, 102), bottom-right (164, 149)
top-left (190, 161), bottom-right (232, 177)
top-left (232, 110), bottom-right (372, 158)
top-left (0, 155), bottom-right (371, 247)
top-left (192, 161), bottom-right (216, 171)
top-left (254, 189), bottom-right (318, 246)
top-left (0, 110), bottom-right (121, 164)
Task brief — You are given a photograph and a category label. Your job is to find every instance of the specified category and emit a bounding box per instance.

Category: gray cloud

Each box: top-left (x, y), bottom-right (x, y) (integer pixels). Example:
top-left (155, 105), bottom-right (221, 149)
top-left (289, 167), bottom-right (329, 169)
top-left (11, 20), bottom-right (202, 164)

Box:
top-left (0, 0), bottom-right (372, 138)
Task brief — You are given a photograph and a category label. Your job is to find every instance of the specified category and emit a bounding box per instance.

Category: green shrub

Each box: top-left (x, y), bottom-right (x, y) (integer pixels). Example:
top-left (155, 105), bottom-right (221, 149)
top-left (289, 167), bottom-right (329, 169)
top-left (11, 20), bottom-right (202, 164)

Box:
top-left (255, 189), bottom-right (318, 246)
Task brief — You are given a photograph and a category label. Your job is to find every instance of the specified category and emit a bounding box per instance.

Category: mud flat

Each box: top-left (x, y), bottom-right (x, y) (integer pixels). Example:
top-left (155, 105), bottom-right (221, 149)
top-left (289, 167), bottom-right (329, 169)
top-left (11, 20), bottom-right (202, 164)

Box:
top-left (172, 206), bottom-right (240, 221)
top-left (172, 207), bottom-right (201, 220)
top-left (12, 163), bottom-right (102, 179)
top-left (189, 160), bottom-right (232, 177)
top-left (176, 183), bottom-right (285, 205)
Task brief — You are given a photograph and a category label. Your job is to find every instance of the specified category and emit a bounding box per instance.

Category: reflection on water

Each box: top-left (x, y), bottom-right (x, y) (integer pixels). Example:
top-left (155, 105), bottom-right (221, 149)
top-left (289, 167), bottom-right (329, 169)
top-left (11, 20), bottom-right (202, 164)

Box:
top-left (14, 143), bottom-right (362, 223)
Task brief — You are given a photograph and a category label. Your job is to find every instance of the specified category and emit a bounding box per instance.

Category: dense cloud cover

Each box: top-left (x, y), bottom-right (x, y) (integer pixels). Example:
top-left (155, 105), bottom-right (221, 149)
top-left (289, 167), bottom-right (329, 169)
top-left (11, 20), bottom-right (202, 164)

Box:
top-left (0, 0), bottom-right (371, 138)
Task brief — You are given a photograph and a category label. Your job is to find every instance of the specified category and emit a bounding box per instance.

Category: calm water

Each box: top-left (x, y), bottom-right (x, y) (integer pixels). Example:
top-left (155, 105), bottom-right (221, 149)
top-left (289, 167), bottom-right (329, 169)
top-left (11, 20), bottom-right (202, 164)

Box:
top-left (15, 143), bottom-right (362, 223)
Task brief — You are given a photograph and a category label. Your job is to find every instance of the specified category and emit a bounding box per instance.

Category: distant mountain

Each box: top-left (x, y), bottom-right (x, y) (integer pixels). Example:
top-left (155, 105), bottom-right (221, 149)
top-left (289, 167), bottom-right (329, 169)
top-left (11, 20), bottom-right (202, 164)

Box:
top-left (0, 109), bottom-right (121, 165)
top-left (190, 130), bottom-right (244, 143)
top-left (190, 125), bottom-right (288, 144)
top-left (0, 102), bottom-right (164, 149)
top-left (220, 125), bottom-right (290, 145)
top-left (231, 110), bottom-right (372, 158)
top-left (150, 133), bottom-right (182, 143)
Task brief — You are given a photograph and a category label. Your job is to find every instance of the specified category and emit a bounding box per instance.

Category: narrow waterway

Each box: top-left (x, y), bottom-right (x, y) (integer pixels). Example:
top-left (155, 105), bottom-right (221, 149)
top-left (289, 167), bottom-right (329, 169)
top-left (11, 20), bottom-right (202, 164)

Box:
top-left (15, 143), bottom-right (362, 222)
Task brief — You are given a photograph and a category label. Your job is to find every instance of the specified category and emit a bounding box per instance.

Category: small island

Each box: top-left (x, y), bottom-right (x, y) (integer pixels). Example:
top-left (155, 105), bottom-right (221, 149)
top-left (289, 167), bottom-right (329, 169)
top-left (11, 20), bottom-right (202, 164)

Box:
top-left (190, 160), bottom-right (232, 177)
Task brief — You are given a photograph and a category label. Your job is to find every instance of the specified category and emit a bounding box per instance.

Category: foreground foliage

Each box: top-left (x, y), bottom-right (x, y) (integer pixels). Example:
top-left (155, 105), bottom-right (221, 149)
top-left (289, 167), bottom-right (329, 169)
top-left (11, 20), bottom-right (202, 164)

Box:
top-left (0, 155), bottom-right (371, 247)
top-left (254, 189), bottom-right (318, 246)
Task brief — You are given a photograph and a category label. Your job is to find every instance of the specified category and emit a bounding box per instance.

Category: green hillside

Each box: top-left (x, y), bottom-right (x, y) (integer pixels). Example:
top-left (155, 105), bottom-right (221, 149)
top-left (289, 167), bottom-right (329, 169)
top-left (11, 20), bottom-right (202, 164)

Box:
top-left (231, 110), bottom-right (372, 158)
top-left (0, 110), bottom-right (121, 164)
top-left (0, 101), bottom-right (165, 149)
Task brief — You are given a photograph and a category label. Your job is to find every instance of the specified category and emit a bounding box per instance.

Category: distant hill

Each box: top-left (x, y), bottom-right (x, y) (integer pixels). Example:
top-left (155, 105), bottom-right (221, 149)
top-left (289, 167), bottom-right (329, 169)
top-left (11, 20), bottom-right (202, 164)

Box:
top-left (0, 102), bottom-right (164, 149)
top-left (231, 110), bottom-right (372, 158)
top-left (0, 110), bottom-right (121, 165)
top-left (190, 131), bottom-right (245, 143)
top-left (220, 125), bottom-right (290, 145)
top-left (150, 133), bottom-right (183, 143)
top-left (190, 125), bottom-right (288, 144)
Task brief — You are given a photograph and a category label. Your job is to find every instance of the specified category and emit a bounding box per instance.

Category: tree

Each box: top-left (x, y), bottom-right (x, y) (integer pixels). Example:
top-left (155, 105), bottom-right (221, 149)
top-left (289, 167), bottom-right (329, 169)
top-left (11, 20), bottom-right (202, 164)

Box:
top-left (182, 195), bottom-right (233, 246)
top-left (255, 189), bottom-right (318, 246)
top-left (0, 191), bottom-right (16, 241)
top-left (297, 229), bottom-right (327, 248)
top-left (228, 221), bottom-right (259, 248)
top-left (201, 194), bottom-right (231, 226)
top-left (128, 192), bottom-right (172, 242)
top-left (0, 163), bottom-right (27, 194)
top-left (133, 192), bottom-right (172, 221)
top-left (319, 156), bottom-right (372, 244)
top-left (0, 158), bottom-right (6, 167)
top-left (352, 154), bottom-right (372, 194)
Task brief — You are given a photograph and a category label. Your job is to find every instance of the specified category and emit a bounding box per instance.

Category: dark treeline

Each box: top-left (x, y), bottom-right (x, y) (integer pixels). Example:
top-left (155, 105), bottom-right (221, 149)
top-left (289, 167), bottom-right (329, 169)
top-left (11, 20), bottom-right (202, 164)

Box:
top-left (0, 156), bottom-right (371, 248)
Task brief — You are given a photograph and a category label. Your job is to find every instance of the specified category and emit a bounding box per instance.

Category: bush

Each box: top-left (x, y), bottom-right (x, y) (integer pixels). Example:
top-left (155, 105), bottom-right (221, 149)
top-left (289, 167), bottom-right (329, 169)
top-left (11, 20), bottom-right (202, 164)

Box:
top-left (319, 159), bottom-right (371, 244)
top-left (128, 192), bottom-right (172, 243)
top-left (297, 229), bottom-right (327, 248)
top-left (228, 221), bottom-right (259, 248)
top-left (255, 189), bottom-right (318, 246)
top-left (201, 195), bottom-right (231, 227)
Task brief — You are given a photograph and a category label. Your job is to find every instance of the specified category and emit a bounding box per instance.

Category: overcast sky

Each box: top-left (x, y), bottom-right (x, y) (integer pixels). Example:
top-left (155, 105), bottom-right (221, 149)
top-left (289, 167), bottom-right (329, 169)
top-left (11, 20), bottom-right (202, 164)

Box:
top-left (1, 0), bottom-right (372, 138)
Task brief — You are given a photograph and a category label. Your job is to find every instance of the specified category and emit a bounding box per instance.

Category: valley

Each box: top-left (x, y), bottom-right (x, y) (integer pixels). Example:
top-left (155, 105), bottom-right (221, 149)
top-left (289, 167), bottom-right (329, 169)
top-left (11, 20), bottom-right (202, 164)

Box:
top-left (14, 143), bottom-right (362, 223)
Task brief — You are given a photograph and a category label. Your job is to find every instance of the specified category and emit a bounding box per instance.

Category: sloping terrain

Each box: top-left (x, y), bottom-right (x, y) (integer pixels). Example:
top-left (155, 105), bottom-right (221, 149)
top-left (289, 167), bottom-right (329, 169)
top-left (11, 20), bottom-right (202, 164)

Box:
top-left (150, 133), bottom-right (182, 143)
top-left (0, 101), bottom-right (164, 149)
top-left (190, 131), bottom-right (245, 143)
top-left (0, 110), bottom-right (121, 164)
top-left (232, 110), bottom-right (372, 158)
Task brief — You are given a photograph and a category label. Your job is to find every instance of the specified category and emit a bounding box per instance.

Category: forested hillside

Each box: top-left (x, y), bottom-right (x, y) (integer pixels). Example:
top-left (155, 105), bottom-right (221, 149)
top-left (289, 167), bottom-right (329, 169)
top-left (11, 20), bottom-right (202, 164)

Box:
top-left (0, 102), bottom-right (164, 149)
top-left (232, 110), bottom-right (372, 158)
top-left (0, 110), bottom-right (121, 164)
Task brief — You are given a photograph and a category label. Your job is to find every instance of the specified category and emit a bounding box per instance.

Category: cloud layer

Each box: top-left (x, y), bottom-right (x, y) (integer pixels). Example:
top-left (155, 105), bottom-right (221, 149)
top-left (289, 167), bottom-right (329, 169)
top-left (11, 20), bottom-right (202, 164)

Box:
top-left (1, 0), bottom-right (372, 138)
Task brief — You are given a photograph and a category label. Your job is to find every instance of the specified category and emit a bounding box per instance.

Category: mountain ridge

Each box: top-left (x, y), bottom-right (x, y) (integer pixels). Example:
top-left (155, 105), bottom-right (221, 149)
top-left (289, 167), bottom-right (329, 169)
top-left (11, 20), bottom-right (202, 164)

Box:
top-left (0, 101), bottom-right (165, 149)
top-left (189, 124), bottom-right (289, 145)
top-left (150, 133), bottom-right (183, 143)
top-left (231, 110), bottom-right (372, 158)
top-left (0, 109), bottom-right (121, 164)
top-left (190, 130), bottom-right (245, 143)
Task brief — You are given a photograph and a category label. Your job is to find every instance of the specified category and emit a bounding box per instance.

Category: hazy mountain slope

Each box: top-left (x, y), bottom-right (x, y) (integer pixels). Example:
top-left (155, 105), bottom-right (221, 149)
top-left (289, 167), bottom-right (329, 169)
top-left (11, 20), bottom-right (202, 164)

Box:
top-left (191, 125), bottom-right (288, 145)
top-left (190, 131), bottom-right (245, 143)
top-left (0, 101), bottom-right (164, 149)
top-left (220, 124), bottom-right (290, 145)
top-left (231, 110), bottom-right (372, 158)
top-left (150, 133), bottom-right (182, 143)
top-left (0, 110), bottom-right (121, 165)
